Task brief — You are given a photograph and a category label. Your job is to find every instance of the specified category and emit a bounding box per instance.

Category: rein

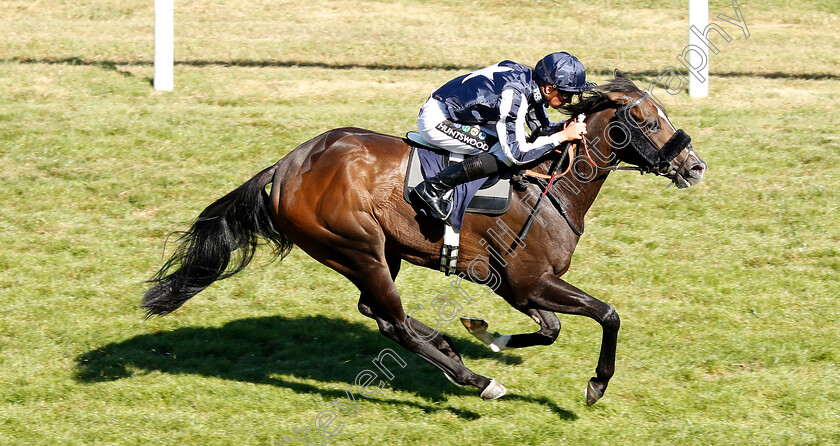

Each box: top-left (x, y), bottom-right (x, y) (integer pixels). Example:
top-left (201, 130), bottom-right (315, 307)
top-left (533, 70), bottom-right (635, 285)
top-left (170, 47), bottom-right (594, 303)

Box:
top-left (518, 94), bottom-right (693, 240)
top-left (512, 147), bottom-right (570, 250)
top-left (518, 140), bottom-right (585, 242)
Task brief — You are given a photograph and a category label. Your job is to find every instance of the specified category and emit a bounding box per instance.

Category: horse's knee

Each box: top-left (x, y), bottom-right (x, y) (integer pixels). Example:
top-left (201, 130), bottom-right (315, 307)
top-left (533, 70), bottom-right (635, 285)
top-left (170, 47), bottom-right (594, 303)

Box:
top-left (535, 310), bottom-right (561, 344)
top-left (601, 306), bottom-right (620, 330)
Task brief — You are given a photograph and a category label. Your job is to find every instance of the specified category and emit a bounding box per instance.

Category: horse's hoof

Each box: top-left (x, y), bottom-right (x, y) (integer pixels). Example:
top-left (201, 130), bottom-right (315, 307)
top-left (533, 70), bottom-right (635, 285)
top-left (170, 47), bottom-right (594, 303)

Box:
top-left (479, 379), bottom-right (507, 401)
top-left (585, 380), bottom-right (605, 406)
top-left (460, 317), bottom-right (488, 333)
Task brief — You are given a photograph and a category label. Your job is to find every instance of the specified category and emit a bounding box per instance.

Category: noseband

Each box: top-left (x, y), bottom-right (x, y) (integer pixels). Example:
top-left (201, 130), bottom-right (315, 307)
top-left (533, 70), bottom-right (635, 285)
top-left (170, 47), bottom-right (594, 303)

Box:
top-left (615, 93), bottom-right (692, 175)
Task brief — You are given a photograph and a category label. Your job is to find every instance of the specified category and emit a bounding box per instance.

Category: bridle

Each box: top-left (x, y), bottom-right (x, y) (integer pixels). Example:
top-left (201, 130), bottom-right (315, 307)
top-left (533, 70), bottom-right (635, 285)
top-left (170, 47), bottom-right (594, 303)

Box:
top-left (519, 93), bottom-right (695, 239)
top-left (610, 93), bottom-right (692, 176)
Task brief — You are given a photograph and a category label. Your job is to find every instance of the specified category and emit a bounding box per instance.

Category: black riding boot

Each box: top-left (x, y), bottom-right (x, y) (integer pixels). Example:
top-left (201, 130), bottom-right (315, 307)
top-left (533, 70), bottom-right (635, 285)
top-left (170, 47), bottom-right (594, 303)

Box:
top-left (413, 153), bottom-right (502, 221)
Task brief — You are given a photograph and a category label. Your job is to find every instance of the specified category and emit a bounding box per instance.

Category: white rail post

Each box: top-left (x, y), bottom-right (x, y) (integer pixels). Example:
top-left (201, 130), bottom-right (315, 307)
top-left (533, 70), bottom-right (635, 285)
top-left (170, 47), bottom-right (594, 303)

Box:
top-left (688, 0), bottom-right (709, 98)
top-left (154, 0), bottom-right (174, 91)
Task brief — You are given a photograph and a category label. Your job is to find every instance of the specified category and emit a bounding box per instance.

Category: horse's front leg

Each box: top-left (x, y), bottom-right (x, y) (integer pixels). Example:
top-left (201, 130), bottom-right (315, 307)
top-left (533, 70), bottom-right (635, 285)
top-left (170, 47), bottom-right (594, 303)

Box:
top-left (460, 308), bottom-right (561, 352)
top-left (528, 274), bottom-right (620, 406)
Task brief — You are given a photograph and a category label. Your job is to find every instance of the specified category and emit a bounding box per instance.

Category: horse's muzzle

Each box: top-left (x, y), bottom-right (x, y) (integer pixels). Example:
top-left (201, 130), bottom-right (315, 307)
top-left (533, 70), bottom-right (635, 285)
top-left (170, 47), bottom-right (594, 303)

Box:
top-left (670, 146), bottom-right (706, 189)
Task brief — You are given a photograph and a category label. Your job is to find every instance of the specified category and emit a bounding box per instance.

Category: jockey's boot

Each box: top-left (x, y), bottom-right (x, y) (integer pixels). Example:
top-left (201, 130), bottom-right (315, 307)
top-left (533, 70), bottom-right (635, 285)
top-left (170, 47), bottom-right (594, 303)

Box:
top-left (414, 153), bottom-right (502, 221)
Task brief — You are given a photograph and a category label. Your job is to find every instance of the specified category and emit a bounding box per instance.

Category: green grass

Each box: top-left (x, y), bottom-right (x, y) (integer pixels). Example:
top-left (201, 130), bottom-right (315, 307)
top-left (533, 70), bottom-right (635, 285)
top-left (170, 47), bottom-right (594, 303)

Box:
top-left (1, 1), bottom-right (839, 445)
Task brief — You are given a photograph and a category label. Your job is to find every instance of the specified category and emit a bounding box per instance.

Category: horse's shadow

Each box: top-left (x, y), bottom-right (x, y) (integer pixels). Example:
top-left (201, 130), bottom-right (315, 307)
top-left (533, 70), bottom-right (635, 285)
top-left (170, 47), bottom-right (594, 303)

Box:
top-left (75, 315), bottom-right (576, 420)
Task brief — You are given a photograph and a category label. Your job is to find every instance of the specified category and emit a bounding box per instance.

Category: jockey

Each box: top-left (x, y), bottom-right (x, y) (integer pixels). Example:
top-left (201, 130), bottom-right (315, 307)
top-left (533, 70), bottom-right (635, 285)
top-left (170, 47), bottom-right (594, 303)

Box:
top-left (414, 51), bottom-right (595, 222)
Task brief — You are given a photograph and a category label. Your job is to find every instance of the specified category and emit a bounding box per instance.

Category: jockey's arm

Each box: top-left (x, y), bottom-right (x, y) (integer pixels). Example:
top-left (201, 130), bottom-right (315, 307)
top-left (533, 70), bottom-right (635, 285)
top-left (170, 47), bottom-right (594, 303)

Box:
top-left (495, 89), bottom-right (587, 166)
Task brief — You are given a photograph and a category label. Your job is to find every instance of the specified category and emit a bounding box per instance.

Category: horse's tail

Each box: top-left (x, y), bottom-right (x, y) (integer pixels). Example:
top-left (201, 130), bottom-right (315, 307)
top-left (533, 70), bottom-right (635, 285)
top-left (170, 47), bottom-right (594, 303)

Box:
top-left (142, 163), bottom-right (293, 317)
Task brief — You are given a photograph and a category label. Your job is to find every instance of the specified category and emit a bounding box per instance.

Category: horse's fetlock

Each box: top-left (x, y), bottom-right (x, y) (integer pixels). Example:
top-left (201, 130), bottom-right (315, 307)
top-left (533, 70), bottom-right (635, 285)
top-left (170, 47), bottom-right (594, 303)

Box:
top-left (540, 324), bottom-right (560, 343)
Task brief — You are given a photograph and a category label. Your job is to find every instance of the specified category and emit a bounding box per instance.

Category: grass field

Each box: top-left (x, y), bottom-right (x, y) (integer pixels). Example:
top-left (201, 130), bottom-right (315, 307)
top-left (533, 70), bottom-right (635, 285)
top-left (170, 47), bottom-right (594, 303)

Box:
top-left (1, 1), bottom-right (839, 444)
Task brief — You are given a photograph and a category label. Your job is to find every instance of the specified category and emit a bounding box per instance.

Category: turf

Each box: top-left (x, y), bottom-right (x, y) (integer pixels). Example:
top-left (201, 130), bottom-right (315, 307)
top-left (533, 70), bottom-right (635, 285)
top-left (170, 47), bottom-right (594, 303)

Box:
top-left (1, 1), bottom-right (838, 445)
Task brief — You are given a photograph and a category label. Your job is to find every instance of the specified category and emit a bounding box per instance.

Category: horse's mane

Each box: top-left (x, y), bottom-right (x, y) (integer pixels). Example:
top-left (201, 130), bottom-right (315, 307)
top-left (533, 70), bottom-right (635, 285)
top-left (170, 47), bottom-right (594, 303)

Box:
top-left (518, 74), bottom-right (642, 174)
top-left (559, 75), bottom-right (641, 117)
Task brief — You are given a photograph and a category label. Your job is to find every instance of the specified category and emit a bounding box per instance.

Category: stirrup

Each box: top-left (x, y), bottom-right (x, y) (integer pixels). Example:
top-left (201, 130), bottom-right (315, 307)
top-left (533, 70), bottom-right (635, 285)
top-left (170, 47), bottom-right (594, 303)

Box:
top-left (415, 183), bottom-right (453, 221)
top-left (436, 190), bottom-right (454, 221)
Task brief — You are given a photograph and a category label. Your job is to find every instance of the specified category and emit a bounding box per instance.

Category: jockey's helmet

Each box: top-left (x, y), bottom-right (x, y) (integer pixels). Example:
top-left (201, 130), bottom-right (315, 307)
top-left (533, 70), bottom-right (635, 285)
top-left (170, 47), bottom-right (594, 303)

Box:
top-left (534, 52), bottom-right (595, 93)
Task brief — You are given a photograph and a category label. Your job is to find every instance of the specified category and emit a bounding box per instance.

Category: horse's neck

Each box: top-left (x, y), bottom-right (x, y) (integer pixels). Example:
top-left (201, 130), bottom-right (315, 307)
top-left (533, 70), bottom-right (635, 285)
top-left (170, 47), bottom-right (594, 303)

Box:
top-left (553, 153), bottom-right (610, 230)
top-left (530, 117), bottom-right (615, 231)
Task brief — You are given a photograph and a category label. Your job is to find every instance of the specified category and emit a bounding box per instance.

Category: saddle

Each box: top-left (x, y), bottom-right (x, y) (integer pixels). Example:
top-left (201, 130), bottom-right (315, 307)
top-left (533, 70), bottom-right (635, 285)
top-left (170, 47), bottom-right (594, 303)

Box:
top-left (403, 132), bottom-right (512, 218)
top-left (403, 132), bottom-right (513, 275)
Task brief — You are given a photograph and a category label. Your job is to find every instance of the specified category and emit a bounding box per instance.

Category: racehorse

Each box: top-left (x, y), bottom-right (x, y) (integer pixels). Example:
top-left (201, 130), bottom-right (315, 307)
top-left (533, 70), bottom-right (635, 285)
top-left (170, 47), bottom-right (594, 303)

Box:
top-left (143, 71), bottom-right (706, 406)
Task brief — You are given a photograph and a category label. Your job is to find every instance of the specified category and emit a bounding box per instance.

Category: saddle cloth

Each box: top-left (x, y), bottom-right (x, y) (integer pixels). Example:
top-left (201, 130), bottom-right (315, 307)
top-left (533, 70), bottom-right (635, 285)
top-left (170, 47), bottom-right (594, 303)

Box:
top-left (403, 132), bottom-right (511, 231)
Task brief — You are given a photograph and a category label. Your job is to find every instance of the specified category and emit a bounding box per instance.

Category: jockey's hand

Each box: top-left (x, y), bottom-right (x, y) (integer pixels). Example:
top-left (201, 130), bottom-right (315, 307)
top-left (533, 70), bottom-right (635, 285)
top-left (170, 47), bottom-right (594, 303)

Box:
top-left (561, 121), bottom-right (587, 142)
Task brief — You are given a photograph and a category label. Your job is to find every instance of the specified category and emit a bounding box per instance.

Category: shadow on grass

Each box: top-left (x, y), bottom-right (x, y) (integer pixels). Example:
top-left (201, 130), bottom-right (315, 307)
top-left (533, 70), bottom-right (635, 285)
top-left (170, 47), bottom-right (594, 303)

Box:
top-left (75, 315), bottom-right (576, 420)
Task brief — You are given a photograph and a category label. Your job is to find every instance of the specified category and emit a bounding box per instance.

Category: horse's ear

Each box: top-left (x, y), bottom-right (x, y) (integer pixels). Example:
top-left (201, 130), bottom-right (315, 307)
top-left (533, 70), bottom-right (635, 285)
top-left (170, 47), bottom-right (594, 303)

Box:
top-left (614, 69), bottom-right (626, 79)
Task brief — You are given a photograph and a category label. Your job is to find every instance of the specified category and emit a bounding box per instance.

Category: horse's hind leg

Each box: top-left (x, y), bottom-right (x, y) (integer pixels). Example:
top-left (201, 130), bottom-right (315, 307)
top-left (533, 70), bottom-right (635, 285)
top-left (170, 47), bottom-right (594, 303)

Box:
top-left (351, 256), bottom-right (504, 399)
top-left (357, 253), bottom-right (399, 319)
top-left (358, 254), bottom-right (464, 366)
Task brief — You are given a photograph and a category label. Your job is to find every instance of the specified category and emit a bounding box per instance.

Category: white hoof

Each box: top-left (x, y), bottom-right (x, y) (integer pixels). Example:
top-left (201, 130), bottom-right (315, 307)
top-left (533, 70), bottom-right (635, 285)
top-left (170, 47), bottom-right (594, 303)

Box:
top-left (479, 379), bottom-right (507, 400)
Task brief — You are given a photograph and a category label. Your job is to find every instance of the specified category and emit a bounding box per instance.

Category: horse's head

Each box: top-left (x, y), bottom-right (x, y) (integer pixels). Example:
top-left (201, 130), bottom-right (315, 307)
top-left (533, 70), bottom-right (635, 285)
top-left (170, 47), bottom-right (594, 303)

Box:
top-left (576, 71), bottom-right (706, 188)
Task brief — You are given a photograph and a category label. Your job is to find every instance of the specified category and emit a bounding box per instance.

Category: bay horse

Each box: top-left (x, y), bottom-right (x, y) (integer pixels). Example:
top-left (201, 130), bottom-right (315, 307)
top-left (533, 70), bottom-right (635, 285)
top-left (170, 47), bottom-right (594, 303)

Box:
top-left (143, 71), bottom-right (706, 406)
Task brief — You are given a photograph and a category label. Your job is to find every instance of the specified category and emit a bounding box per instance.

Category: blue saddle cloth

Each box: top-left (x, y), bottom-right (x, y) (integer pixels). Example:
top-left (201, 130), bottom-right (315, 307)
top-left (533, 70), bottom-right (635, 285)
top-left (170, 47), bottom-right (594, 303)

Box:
top-left (404, 133), bottom-right (511, 232)
top-left (416, 148), bottom-right (488, 231)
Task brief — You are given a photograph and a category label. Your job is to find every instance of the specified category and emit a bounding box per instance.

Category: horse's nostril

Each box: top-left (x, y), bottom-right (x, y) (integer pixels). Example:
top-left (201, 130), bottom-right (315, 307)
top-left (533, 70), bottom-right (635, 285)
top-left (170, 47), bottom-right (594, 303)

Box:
top-left (691, 163), bottom-right (706, 172)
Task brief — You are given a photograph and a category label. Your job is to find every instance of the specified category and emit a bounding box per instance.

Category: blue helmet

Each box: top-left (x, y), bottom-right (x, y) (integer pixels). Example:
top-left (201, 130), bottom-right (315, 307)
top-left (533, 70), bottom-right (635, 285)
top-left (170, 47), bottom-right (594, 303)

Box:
top-left (534, 52), bottom-right (595, 93)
